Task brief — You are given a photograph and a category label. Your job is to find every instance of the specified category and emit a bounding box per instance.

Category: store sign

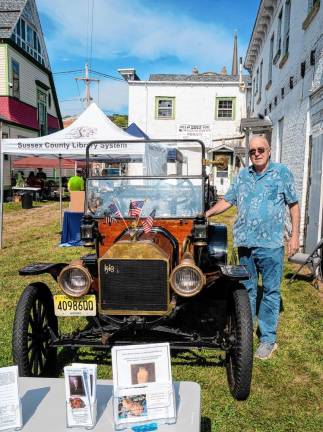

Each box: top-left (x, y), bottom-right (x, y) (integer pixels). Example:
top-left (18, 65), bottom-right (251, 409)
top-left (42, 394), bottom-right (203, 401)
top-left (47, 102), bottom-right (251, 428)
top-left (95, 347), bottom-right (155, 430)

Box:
top-left (177, 124), bottom-right (211, 147)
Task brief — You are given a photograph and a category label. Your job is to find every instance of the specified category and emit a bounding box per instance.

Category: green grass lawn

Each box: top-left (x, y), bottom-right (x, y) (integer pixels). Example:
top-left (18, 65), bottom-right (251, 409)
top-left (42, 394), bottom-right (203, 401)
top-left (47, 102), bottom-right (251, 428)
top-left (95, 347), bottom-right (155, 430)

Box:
top-left (0, 203), bottom-right (322, 431)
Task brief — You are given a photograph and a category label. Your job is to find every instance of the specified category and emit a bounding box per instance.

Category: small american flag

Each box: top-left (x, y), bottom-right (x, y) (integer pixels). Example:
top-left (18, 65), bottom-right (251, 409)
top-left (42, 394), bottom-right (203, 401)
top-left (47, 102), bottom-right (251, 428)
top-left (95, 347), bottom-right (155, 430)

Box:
top-left (142, 209), bottom-right (156, 233)
top-left (129, 200), bottom-right (145, 218)
top-left (106, 212), bottom-right (117, 224)
top-left (108, 202), bottom-right (122, 219)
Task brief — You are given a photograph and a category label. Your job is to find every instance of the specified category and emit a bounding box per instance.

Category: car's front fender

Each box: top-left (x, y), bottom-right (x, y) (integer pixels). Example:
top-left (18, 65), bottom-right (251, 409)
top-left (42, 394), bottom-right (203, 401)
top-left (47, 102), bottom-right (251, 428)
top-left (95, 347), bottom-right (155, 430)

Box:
top-left (19, 263), bottom-right (68, 281)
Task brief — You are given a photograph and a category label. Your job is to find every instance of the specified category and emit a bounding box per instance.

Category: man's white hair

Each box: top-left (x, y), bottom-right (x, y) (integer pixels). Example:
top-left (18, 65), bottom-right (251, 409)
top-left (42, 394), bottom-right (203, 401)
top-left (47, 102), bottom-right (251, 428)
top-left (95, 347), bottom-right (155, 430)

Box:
top-left (249, 134), bottom-right (271, 148)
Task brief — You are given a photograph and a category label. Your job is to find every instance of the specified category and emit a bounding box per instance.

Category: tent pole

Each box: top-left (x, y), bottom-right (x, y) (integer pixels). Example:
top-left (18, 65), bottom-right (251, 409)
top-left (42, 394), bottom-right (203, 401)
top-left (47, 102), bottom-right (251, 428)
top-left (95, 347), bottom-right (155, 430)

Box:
top-left (0, 122), bottom-right (3, 249)
top-left (59, 154), bottom-right (62, 229)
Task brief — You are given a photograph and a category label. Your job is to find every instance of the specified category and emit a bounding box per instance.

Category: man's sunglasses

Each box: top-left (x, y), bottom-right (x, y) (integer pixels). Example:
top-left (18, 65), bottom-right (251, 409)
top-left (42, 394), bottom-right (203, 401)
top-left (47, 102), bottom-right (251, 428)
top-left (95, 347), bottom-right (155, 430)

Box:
top-left (248, 147), bottom-right (269, 156)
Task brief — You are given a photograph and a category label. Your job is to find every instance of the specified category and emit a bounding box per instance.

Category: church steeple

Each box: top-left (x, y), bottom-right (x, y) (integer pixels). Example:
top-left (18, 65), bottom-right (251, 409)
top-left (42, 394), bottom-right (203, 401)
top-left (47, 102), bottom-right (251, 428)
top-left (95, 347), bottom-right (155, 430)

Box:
top-left (231, 31), bottom-right (238, 76)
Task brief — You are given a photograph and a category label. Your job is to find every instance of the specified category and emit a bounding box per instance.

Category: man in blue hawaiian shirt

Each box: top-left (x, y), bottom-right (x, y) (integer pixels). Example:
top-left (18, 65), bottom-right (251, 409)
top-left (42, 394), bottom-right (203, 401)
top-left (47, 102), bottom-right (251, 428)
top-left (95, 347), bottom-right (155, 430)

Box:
top-left (205, 135), bottom-right (300, 360)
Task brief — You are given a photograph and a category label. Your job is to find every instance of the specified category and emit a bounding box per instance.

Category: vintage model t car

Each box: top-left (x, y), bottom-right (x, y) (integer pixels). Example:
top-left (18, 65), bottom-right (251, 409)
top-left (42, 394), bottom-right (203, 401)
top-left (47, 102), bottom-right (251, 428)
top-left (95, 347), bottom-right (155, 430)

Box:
top-left (12, 139), bottom-right (253, 400)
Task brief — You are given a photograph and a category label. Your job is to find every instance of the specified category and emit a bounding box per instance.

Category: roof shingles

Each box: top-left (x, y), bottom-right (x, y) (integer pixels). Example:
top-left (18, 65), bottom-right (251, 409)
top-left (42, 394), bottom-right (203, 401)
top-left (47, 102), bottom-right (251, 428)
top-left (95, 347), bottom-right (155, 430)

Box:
top-left (0, 0), bottom-right (27, 39)
top-left (149, 73), bottom-right (251, 84)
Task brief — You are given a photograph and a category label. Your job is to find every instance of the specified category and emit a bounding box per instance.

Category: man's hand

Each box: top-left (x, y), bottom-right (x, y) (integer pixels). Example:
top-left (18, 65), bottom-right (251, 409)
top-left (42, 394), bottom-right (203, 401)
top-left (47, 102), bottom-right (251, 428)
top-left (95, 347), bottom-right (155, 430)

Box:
top-left (288, 234), bottom-right (299, 257)
top-left (288, 202), bottom-right (300, 256)
top-left (205, 198), bottom-right (232, 218)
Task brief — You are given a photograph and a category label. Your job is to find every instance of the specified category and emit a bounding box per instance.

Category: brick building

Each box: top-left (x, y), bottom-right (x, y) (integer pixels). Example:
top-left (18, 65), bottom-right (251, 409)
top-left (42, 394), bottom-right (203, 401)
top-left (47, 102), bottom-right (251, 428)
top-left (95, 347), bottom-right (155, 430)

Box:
top-left (245, 0), bottom-right (323, 251)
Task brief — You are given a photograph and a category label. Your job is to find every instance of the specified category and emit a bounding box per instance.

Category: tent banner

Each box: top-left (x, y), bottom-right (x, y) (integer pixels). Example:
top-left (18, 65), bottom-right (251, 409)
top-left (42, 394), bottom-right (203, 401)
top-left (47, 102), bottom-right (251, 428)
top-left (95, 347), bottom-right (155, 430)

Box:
top-left (1, 139), bottom-right (145, 156)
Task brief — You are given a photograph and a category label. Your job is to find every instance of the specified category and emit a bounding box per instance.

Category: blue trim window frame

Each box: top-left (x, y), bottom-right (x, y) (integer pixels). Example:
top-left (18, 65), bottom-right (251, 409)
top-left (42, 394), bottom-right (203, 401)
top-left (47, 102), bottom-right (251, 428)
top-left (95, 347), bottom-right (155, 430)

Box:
top-left (12, 17), bottom-right (45, 65)
top-left (11, 59), bottom-right (20, 99)
top-left (37, 89), bottom-right (48, 136)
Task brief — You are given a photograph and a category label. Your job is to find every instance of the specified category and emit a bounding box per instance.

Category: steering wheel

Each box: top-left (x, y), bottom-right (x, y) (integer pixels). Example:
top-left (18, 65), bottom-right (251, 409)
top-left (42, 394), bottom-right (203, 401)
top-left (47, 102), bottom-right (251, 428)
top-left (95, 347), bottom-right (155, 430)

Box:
top-left (166, 179), bottom-right (198, 216)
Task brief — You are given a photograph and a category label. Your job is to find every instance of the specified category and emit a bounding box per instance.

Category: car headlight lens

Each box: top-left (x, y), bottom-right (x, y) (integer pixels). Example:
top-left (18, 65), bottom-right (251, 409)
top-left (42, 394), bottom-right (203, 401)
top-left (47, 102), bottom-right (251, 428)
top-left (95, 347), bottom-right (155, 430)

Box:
top-left (170, 264), bottom-right (205, 297)
top-left (58, 266), bottom-right (92, 297)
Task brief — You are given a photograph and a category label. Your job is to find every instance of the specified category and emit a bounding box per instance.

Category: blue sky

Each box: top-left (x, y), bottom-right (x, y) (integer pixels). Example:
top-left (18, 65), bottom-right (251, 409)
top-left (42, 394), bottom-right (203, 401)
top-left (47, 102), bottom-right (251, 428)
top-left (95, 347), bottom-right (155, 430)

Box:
top-left (37, 0), bottom-right (260, 117)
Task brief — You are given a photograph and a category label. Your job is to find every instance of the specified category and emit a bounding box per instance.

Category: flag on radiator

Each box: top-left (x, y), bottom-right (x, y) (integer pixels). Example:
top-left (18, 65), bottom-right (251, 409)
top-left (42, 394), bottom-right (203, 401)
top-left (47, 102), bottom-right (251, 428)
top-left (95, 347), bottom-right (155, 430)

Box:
top-left (142, 209), bottom-right (156, 233)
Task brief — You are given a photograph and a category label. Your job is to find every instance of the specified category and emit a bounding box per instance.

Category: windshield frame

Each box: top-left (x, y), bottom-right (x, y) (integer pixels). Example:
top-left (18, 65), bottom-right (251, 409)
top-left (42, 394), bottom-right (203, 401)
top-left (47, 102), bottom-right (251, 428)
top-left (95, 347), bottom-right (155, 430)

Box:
top-left (85, 139), bottom-right (206, 177)
top-left (84, 139), bottom-right (207, 219)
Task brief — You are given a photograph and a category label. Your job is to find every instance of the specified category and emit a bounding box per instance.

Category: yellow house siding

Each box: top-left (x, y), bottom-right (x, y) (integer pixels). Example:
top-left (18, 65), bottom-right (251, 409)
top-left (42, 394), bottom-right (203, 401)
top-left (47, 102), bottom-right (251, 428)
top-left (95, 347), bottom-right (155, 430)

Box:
top-left (0, 44), bottom-right (8, 95)
top-left (7, 46), bottom-right (58, 117)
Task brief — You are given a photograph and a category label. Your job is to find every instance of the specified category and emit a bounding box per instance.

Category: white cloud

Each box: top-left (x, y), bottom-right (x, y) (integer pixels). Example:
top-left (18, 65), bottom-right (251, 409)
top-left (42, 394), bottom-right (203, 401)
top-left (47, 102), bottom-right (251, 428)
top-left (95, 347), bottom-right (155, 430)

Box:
top-left (38, 0), bottom-right (245, 71)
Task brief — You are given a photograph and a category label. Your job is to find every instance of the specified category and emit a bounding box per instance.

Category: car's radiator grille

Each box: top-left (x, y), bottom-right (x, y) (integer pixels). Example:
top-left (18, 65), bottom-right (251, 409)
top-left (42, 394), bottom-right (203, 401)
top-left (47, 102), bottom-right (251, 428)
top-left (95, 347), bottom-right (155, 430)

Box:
top-left (100, 259), bottom-right (168, 312)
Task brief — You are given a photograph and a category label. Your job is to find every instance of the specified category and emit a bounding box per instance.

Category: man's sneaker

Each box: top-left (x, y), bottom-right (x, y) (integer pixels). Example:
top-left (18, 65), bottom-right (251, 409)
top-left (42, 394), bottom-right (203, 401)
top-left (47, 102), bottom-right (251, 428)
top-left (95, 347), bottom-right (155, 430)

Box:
top-left (255, 342), bottom-right (278, 360)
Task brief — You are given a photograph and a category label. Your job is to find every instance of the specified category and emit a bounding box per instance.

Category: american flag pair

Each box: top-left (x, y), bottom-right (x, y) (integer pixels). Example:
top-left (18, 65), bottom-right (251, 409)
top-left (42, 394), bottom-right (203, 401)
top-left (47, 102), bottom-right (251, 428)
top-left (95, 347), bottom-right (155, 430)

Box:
top-left (106, 201), bottom-right (156, 233)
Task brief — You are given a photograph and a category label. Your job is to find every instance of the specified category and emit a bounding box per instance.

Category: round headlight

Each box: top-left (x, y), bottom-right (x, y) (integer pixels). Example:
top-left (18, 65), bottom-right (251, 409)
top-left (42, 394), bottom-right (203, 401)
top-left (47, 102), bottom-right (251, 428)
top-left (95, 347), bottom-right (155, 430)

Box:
top-left (170, 264), bottom-right (205, 297)
top-left (58, 266), bottom-right (92, 297)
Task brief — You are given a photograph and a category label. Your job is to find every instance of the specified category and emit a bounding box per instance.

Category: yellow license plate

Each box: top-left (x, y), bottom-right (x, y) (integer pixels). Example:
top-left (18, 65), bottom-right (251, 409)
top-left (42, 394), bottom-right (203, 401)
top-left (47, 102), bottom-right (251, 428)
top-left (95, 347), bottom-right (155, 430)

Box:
top-left (54, 295), bottom-right (96, 317)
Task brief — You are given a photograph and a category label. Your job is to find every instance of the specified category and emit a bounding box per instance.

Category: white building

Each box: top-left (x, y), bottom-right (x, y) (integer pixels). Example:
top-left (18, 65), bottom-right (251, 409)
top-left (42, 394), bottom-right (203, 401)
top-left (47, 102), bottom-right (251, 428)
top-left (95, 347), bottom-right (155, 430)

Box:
top-left (119, 42), bottom-right (250, 195)
top-left (245, 0), bottom-right (323, 251)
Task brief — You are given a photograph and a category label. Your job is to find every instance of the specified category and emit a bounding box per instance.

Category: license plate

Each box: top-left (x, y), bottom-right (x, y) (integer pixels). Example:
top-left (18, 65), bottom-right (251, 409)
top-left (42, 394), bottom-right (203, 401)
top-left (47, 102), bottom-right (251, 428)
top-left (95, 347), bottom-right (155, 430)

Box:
top-left (54, 295), bottom-right (96, 317)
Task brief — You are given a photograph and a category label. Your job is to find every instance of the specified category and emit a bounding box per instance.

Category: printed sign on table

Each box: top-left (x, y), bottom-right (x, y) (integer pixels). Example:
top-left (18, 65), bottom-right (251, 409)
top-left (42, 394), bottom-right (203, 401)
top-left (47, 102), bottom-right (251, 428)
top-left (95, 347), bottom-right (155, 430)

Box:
top-left (112, 343), bottom-right (176, 429)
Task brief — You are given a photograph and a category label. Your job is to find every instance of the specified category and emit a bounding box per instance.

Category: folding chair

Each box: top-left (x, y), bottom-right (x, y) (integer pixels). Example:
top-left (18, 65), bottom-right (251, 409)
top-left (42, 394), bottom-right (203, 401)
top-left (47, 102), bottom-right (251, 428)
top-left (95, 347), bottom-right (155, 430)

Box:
top-left (288, 238), bottom-right (323, 287)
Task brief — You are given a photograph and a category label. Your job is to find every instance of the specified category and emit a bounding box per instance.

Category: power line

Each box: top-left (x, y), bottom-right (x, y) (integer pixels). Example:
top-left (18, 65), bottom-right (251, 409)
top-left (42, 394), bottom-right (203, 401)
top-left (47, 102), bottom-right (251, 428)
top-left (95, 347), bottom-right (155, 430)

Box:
top-left (90, 69), bottom-right (125, 82)
top-left (53, 69), bottom-right (124, 82)
top-left (86, 0), bottom-right (90, 65)
top-left (89, 0), bottom-right (95, 71)
top-left (53, 69), bottom-right (83, 75)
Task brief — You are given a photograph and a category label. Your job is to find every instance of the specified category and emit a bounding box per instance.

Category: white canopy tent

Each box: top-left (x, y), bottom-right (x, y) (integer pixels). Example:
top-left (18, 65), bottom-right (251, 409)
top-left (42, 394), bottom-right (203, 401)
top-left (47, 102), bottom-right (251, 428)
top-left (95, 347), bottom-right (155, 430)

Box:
top-left (1, 102), bottom-right (141, 155)
top-left (0, 102), bottom-right (143, 248)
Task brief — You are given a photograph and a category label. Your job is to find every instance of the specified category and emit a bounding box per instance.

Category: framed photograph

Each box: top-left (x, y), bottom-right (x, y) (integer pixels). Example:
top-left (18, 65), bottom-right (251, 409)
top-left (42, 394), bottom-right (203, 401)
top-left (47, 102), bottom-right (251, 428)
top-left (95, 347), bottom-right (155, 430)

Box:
top-left (131, 363), bottom-right (156, 385)
top-left (112, 343), bottom-right (175, 427)
top-left (118, 394), bottom-right (147, 419)
top-left (69, 375), bottom-right (86, 396)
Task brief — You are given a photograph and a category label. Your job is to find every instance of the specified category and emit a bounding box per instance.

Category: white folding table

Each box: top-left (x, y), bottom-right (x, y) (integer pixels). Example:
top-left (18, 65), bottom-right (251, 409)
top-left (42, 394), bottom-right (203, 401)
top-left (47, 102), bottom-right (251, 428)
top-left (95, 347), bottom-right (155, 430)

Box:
top-left (18, 378), bottom-right (201, 432)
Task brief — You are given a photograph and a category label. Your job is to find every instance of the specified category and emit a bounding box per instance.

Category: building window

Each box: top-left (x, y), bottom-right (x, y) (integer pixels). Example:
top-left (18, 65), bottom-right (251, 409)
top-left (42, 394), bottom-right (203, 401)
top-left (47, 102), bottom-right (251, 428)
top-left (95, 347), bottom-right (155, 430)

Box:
top-left (277, 117), bottom-right (284, 162)
top-left (12, 18), bottom-right (45, 65)
top-left (37, 89), bottom-right (47, 135)
top-left (258, 60), bottom-right (263, 101)
top-left (155, 97), bottom-right (175, 119)
top-left (303, 0), bottom-right (320, 29)
top-left (11, 60), bottom-right (20, 98)
top-left (273, 8), bottom-right (283, 63)
top-left (308, 0), bottom-right (319, 11)
top-left (256, 67), bottom-right (259, 93)
top-left (268, 34), bottom-right (274, 84)
top-left (216, 97), bottom-right (236, 120)
top-left (283, 0), bottom-right (291, 56)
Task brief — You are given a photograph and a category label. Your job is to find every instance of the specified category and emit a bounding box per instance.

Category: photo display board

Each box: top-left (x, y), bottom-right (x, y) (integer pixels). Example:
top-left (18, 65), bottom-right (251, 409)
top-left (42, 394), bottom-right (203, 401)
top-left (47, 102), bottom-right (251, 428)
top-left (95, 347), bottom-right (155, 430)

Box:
top-left (112, 343), bottom-right (176, 430)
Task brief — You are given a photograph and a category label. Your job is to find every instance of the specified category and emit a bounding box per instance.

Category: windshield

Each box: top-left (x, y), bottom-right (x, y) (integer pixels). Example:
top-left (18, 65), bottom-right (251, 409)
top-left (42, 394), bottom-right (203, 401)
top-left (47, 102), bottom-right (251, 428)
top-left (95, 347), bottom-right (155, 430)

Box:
top-left (86, 140), bottom-right (205, 218)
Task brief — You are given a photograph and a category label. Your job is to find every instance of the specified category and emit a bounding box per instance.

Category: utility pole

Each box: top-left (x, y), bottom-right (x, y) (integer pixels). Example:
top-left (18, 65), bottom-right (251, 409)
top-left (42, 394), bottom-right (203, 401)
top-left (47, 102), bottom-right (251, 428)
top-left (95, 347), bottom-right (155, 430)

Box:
top-left (75, 63), bottom-right (99, 107)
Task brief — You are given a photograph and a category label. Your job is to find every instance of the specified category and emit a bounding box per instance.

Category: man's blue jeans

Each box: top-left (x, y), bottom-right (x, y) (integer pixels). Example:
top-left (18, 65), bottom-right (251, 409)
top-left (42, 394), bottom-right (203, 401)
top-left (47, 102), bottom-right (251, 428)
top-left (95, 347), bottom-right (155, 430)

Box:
top-left (238, 247), bottom-right (284, 344)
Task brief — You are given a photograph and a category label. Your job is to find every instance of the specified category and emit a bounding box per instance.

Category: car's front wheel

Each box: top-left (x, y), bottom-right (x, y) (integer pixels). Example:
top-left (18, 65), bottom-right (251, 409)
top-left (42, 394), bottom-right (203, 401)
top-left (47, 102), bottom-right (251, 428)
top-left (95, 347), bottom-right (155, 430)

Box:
top-left (225, 284), bottom-right (253, 400)
top-left (12, 283), bottom-right (58, 377)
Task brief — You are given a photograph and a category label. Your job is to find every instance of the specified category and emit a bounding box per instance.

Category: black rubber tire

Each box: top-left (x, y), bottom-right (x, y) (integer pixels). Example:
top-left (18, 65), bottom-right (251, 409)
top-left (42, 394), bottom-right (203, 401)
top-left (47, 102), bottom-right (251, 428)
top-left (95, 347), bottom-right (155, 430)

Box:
top-left (226, 284), bottom-right (253, 400)
top-left (12, 283), bottom-right (58, 377)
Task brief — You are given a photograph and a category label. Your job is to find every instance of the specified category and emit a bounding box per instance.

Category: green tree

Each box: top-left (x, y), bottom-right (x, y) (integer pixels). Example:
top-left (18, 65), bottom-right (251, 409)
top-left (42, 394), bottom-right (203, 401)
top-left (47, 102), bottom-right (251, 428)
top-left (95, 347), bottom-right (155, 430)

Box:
top-left (109, 114), bottom-right (128, 129)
